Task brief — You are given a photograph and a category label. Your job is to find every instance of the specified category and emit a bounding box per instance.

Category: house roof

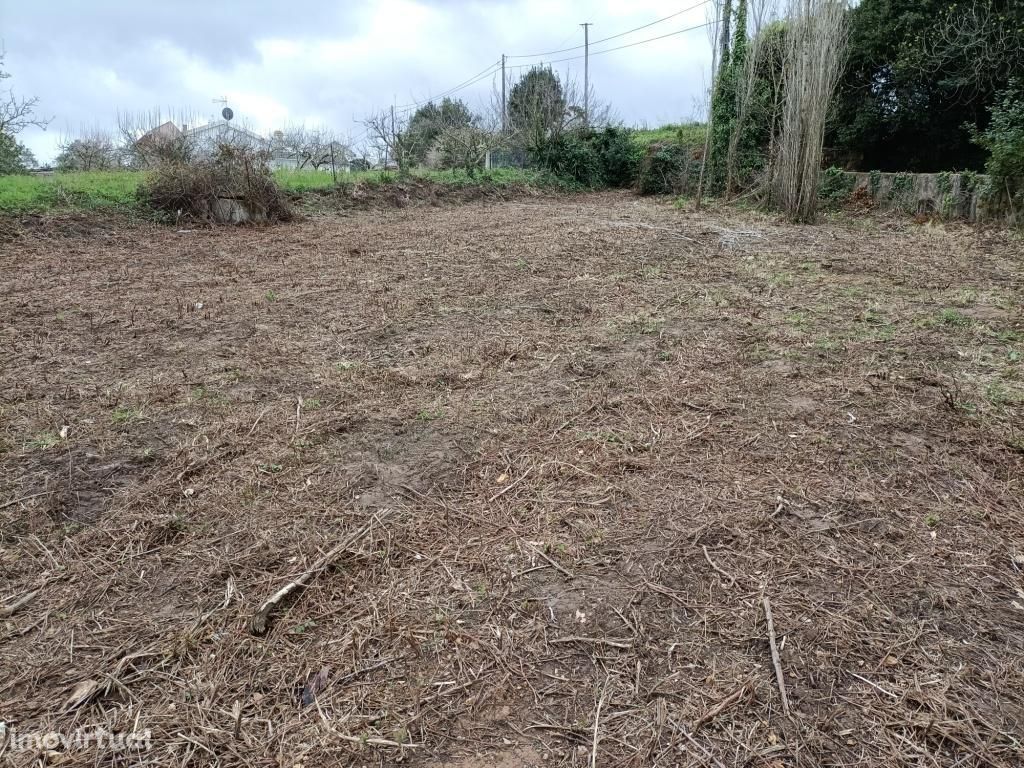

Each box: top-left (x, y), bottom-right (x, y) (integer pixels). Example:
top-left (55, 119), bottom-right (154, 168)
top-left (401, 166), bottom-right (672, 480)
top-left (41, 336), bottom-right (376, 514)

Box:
top-left (137, 121), bottom-right (183, 145)
top-left (186, 120), bottom-right (266, 142)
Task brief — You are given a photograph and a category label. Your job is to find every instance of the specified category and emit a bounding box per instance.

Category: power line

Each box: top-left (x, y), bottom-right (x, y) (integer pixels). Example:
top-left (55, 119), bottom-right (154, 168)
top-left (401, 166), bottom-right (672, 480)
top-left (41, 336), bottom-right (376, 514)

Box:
top-left (355, 5), bottom-right (715, 135)
top-left (506, 0), bottom-right (712, 59)
top-left (509, 18), bottom-right (717, 69)
top-left (393, 59), bottom-right (502, 111)
top-left (394, 64), bottom-right (501, 116)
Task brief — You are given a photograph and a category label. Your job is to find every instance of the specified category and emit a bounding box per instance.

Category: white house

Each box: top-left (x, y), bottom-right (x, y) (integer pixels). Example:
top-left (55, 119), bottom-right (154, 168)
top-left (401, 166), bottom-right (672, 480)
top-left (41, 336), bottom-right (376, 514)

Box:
top-left (185, 120), bottom-right (267, 156)
top-left (137, 119), bottom-right (351, 172)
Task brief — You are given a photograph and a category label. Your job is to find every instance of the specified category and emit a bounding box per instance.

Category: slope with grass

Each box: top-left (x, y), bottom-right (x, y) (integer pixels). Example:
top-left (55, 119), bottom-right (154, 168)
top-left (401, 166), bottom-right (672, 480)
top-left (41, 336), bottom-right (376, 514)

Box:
top-left (0, 171), bottom-right (140, 213)
top-left (0, 167), bottom-right (569, 215)
top-left (633, 122), bottom-right (706, 149)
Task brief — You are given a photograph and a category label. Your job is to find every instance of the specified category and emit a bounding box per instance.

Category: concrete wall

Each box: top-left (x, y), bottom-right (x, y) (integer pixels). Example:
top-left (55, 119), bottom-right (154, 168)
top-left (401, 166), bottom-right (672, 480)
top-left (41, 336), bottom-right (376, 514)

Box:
top-left (841, 171), bottom-right (1015, 224)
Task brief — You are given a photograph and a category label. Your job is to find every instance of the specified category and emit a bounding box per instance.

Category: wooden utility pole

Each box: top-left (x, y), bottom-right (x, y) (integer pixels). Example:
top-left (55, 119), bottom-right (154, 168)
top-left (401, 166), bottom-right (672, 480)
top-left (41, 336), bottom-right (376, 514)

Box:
top-left (501, 54), bottom-right (507, 133)
top-left (581, 23), bottom-right (592, 127)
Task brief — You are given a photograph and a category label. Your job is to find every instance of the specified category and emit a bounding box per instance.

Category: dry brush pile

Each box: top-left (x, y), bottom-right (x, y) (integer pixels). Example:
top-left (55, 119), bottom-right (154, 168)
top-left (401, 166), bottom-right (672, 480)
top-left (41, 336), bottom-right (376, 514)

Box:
top-left (140, 145), bottom-right (292, 224)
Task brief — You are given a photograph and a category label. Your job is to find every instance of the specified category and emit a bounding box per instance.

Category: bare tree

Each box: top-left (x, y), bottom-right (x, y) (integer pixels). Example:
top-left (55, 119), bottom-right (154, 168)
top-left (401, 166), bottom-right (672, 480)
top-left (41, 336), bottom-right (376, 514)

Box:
top-left (362, 108), bottom-right (423, 176)
top-left (767, 0), bottom-right (847, 222)
top-left (117, 109), bottom-right (199, 168)
top-left (276, 125), bottom-right (347, 170)
top-left (696, 0), bottom-right (731, 210)
top-left (55, 128), bottom-right (120, 171)
top-left (436, 124), bottom-right (501, 176)
top-left (0, 47), bottom-right (50, 136)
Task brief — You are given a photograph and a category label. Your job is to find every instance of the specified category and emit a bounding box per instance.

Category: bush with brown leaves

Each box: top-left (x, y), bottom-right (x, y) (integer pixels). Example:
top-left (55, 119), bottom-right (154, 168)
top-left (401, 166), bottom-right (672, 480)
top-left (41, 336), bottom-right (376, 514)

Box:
top-left (140, 144), bottom-right (291, 223)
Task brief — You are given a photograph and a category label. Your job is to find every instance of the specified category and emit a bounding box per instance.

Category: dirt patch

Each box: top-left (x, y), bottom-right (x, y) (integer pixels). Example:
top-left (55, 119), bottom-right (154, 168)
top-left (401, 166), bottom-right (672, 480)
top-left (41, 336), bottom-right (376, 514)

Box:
top-left (1, 194), bottom-right (1022, 767)
top-left (437, 745), bottom-right (543, 767)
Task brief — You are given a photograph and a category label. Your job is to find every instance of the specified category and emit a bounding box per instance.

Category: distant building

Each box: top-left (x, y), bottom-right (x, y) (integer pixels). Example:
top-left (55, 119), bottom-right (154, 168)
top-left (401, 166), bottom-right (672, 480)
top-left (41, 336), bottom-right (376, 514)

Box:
top-left (135, 119), bottom-right (352, 173)
top-left (136, 121), bottom-right (183, 150)
top-left (134, 121), bottom-right (186, 166)
top-left (185, 120), bottom-right (267, 156)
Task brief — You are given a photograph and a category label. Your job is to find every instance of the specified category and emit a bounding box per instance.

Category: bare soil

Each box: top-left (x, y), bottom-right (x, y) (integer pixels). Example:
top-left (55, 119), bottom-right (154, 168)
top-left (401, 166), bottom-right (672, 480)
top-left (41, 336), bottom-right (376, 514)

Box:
top-left (1, 193), bottom-right (1023, 767)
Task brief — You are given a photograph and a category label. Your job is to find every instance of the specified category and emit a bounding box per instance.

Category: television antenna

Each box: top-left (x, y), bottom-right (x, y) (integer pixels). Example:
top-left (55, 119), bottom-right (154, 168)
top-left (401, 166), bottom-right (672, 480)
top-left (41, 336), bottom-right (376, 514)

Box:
top-left (212, 96), bottom-right (233, 121)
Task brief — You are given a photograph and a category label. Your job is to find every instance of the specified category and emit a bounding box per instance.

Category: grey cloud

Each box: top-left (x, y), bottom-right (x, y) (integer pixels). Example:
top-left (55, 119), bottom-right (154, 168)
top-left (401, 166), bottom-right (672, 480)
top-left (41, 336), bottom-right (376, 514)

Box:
top-left (2, 0), bottom-right (714, 162)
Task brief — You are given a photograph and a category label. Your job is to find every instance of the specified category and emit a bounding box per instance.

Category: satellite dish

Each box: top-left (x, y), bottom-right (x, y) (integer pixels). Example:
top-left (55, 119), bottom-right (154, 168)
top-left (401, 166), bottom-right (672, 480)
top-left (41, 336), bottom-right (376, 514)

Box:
top-left (222, 107), bottom-right (234, 121)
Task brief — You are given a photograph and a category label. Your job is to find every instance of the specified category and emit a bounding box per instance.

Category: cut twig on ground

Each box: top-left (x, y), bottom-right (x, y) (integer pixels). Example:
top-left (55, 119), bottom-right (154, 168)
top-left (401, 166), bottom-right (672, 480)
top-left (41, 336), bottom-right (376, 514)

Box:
top-left (762, 594), bottom-right (791, 717)
top-left (250, 512), bottom-right (384, 635)
top-left (591, 676), bottom-right (610, 768)
top-left (0, 589), bottom-right (39, 618)
top-left (523, 540), bottom-right (576, 579)
top-left (702, 546), bottom-right (737, 588)
top-left (692, 681), bottom-right (754, 732)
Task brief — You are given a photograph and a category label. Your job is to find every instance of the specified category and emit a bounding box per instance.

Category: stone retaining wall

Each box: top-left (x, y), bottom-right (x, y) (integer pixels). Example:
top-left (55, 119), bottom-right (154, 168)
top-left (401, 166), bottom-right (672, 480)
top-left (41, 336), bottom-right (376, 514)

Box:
top-left (839, 170), bottom-right (1016, 224)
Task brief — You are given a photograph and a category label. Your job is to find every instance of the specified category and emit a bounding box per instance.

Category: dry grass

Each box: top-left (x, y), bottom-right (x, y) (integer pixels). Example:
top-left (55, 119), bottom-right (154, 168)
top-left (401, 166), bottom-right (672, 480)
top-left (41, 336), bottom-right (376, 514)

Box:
top-left (1, 195), bottom-right (1023, 767)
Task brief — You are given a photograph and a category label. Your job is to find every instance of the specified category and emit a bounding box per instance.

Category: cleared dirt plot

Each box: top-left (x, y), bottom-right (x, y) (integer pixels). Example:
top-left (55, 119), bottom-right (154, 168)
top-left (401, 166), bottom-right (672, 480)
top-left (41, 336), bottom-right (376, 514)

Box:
top-left (1, 193), bottom-right (1023, 767)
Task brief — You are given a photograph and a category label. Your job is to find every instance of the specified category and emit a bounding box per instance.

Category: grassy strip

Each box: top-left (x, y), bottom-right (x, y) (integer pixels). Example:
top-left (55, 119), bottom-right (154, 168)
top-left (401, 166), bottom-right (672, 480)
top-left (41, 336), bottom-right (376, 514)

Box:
top-left (633, 122), bottom-right (706, 148)
top-left (0, 167), bottom-right (573, 214)
top-left (0, 171), bottom-right (142, 213)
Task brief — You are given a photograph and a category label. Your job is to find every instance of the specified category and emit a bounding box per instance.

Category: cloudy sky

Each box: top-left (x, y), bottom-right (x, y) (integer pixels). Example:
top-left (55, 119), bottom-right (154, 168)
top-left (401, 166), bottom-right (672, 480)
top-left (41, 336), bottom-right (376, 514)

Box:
top-left (2, 0), bottom-right (717, 163)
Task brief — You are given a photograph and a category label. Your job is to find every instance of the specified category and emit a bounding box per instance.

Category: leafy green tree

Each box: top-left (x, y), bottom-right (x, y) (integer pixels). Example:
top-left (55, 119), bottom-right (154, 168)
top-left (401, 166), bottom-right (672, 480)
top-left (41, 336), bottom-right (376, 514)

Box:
top-left (508, 67), bottom-right (568, 157)
top-left (0, 131), bottom-right (35, 174)
top-left (972, 79), bottom-right (1024, 216)
top-left (404, 97), bottom-right (473, 164)
top-left (829, 0), bottom-right (1024, 171)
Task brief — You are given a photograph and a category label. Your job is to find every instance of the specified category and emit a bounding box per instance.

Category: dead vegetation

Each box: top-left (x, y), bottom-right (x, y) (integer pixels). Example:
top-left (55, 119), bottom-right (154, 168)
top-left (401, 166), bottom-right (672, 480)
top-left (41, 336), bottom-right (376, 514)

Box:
top-left (1, 195), bottom-right (1022, 767)
top-left (140, 146), bottom-right (292, 223)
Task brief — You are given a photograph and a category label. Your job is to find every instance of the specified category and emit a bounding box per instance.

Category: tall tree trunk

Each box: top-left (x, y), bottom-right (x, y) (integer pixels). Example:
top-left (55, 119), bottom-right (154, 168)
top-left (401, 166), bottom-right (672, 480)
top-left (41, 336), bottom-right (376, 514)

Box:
top-left (697, 0), bottom-right (735, 211)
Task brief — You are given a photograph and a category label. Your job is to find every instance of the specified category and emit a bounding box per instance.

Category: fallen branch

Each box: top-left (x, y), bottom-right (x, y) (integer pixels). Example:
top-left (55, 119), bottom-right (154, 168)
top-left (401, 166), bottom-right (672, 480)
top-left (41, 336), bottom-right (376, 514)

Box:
top-left (679, 727), bottom-right (729, 768)
top-left (553, 401), bottom-right (601, 436)
top-left (0, 589), bottom-right (39, 618)
top-left (591, 677), bottom-right (610, 768)
top-left (702, 546), bottom-right (736, 588)
top-left (849, 670), bottom-right (900, 700)
top-left (488, 465), bottom-right (535, 502)
top-left (331, 733), bottom-right (418, 749)
top-left (0, 492), bottom-right (52, 511)
top-left (550, 636), bottom-right (633, 650)
top-left (607, 220), bottom-right (698, 243)
top-left (523, 540), bottom-right (576, 580)
top-left (762, 595), bottom-right (791, 716)
top-left (250, 513), bottom-right (383, 635)
top-left (692, 680), bottom-right (754, 732)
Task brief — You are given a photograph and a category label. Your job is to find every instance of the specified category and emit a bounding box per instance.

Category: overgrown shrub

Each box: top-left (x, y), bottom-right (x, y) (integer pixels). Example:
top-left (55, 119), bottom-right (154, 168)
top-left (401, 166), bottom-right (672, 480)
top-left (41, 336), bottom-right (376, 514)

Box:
top-left (436, 125), bottom-right (493, 177)
top-left (819, 166), bottom-right (855, 204)
top-left (868, 169), bottom-right (882, 197)
top-left (590, 127), bottom-right (642, 188)
top-left (538, 133), bottom-right (603, 188)
top-left (140, 145), bottom-right (291, 222)
top-left (972, 79), bottom-right (1024, 221)
top-left (889, 172), bottom-right (915, 213)
top-left (531, 127), bottom-right (641, 188)
top-left (637, 142), bottom-right (697, 195)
